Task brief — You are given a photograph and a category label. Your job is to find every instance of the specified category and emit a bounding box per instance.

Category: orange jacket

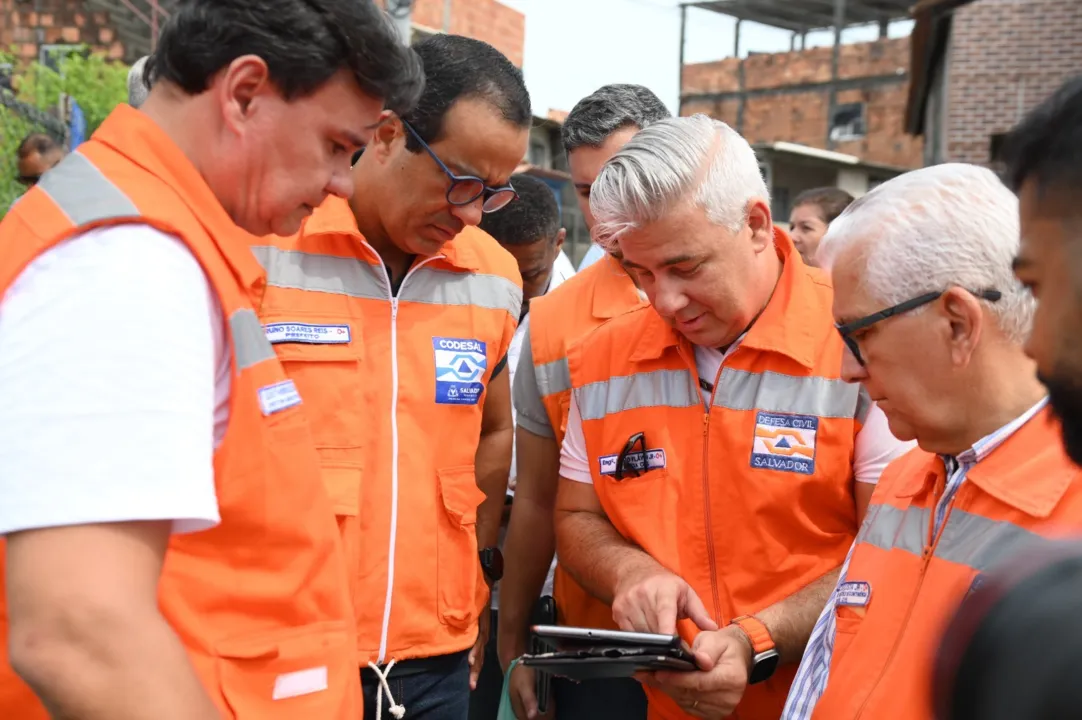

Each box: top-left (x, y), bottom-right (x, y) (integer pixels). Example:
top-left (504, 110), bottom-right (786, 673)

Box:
top-left (253, 197), bottom-right (522, 664)
top-left (811, 405), bottom-right (1081, 720)
top-left (567, 230), bottom-right (869, 720)
top-left (0, 105), bottom-right (357, 719)
top-left (527, 253), bottom-right (646, 629)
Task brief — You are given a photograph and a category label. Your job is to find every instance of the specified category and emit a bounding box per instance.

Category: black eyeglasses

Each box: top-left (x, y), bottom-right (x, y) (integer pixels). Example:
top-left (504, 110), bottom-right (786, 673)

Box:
top-left (615, 432), bottom-right (647, 482)
top-left (836, 288), bottom-right (1002, 366)
top-left (400, 119), bottom-right (518, 214)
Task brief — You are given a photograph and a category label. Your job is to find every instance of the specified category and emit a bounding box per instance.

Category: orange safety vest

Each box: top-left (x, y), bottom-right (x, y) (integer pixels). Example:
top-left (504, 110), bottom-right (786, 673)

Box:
top-left (253, 197), bottom-right (522, 665)
top-left (811, 405), bottom-right (1082, 720)
top-left (527, 253), bottom-right (646, 629)
top-left (567, 229), bottom-right (869, 720)
top-left (0, 106), bottom-right (358, 718)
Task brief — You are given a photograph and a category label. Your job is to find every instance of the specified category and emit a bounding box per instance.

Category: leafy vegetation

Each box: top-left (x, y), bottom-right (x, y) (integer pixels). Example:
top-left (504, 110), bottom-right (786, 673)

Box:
top-left (0, 48), bottom-right (130, 213)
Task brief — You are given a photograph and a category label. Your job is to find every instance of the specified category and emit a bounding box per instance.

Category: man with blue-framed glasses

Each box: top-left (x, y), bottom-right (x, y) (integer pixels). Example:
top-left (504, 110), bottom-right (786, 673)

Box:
top-left (251, 34), bottom-right (531, 720)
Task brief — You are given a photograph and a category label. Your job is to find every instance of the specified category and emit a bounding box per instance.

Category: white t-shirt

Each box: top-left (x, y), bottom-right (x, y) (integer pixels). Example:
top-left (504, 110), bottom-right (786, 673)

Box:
top-left (0, 225), bottom-right (228, 536)
top-left (560, 341), bottom-right (914, 485)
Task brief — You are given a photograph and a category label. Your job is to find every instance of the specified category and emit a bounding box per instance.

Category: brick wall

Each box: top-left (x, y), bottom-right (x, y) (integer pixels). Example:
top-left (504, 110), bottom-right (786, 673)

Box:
top-left (945, 0), bottom-right (1082, 164)
top-left (682, 37), bottom-right (923, 169)
top-left (376, 0), bottom-right (524, 67)
top-left (0, 0), bottom-right (125, 63)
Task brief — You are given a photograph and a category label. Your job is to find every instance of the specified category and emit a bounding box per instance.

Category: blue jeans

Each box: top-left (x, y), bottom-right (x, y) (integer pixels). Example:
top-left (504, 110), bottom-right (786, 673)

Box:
top-left (362, 650), bottom-right (471, 720)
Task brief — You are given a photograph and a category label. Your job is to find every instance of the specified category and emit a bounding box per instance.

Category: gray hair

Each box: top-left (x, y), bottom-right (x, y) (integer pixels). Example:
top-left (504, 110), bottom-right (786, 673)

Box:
top-left (127, 56), bottom-right (150, 108)
top-left (817, 163), bottom-right (1033, 344)
top-left (561, 84), bottom-right (671, 154)
top-left (590, 114), bottom-right (769, 246)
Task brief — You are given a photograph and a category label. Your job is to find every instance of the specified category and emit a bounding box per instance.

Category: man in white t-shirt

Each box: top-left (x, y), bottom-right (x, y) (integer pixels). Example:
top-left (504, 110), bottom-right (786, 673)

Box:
top-left (0, 2), bottom-right (423, 718)
top-left (553, 115), bottom-right (914, 719)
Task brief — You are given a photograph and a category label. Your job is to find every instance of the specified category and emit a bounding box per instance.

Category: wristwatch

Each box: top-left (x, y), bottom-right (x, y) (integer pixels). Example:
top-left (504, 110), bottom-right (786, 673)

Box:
top-left (479, 547), bottom-right (504, 584)
top-left (730, 615), bottom-right (780, 685)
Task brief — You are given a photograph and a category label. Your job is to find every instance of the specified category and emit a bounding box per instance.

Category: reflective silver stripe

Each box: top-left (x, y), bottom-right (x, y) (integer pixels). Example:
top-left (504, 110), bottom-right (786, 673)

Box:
top-left (712, 368), bottom-right (863, 419)
top-left (855, 385), bottom-right (873, 425)
top-left (250, 245), bottom-right (387, 300)
top-left (231, 308), bottom-right (276, 370)
top-left (400, 267), bottom-right (522, 319)
top-left (936, 508), bottom-right (1046, 572)
top-left (858, 504), bottom-right (930, 557)
top-left (576, 369), bottom-right (699, 422)
top-left (535, 356), bottom-right (571, 398)
top-left (250, 245), bottom-right (522, 318)
top-left (37, 151), bottom-right (139, 225)
top-left (857, 503), bottom-right (1047, 573)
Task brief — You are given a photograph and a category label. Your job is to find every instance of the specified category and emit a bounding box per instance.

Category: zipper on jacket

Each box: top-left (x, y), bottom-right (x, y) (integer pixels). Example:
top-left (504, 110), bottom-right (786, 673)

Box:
top-left (855, 493), bottom-right (949, 718)
top-left (699, 358), bottom-right (728, 625)
top-left (369, 247), bottom-right (443, 665)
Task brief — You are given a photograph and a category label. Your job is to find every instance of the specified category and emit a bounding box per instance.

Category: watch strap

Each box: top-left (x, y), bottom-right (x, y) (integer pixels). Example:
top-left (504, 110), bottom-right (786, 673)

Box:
top-left (730, 615), bottom-right (775, 654)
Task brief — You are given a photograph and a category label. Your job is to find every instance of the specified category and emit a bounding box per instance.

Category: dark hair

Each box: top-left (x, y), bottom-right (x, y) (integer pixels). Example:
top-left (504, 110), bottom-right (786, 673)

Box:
top-left (792, 186), bottom-right (855, 224)
top-left (146, 0), bottom-right (424, 115)
top-left (1002, 74), bottom-right (1082, 201)
top-left (16, 133), bottom-right (61, 159)
top-left (934, 543), bottom-right (1082, 720)
top-left (402, 34), bottom-right (531, 151)
top-left (562, 84), bottom-right (671, 154)
top-left (479, 174), bottom-right (560, 247)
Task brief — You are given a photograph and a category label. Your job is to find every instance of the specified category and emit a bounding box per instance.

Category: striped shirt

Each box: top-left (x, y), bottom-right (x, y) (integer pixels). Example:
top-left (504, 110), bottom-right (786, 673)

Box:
top-left (781, 396), bottom-right (1049, 719)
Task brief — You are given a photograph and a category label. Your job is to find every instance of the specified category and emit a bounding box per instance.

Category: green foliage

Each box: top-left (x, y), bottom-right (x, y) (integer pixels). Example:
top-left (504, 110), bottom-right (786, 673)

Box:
top-left (0, 48), bottom-right (130, 215)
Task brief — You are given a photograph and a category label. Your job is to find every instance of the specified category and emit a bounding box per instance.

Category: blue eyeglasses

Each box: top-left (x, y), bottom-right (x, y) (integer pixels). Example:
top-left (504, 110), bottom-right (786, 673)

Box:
top-left (401, 119), bottom-right (518, 213)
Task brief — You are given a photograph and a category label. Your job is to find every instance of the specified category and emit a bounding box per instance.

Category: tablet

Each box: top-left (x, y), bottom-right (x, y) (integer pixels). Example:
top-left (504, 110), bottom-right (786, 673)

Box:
top-left (530, 625), bottom-right (685, 651)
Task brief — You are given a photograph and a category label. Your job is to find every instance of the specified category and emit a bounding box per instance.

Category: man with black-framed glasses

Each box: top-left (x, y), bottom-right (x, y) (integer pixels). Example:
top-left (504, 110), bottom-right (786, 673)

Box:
top-left (782, 162), bottom-right (1079, 720)
top-left (251, 34), bottom-right (530, 720)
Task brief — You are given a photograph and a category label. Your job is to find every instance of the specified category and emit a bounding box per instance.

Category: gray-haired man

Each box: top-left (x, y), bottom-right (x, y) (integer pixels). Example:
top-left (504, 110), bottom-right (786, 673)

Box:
top-left (496, 84), bottom-right (669, 720)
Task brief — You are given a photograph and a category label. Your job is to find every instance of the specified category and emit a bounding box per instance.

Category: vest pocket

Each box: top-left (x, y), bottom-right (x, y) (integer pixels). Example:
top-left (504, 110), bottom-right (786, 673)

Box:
top-left (321, 465), bottom-right (362, 607)
top-left (832, 606), bottom-right (865, 666)
top-left (215, 621), bottom-right (355, 719)
top-left (436, 465), bottom-right (487, 629)
top-left (271, 341), bottom-right (364, 450)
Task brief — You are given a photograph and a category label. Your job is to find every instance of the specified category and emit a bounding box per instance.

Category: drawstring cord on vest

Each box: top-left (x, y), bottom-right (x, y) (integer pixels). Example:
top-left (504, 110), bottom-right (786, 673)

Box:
top-left (367, 660), bottom-right (406, 720)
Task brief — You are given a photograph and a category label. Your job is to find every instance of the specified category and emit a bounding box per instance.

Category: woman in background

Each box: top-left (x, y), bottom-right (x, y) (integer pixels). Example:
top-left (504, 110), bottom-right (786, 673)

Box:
top-left (788, 186), bottom-right (854, 266)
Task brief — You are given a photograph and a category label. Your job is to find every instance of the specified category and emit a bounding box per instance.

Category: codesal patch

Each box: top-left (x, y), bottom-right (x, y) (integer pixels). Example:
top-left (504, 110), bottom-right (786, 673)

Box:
top-left (836, 581), bottom-right (872, 607)
top-left (433, 337), bottom-right (488, 405)
top-left (750, 411), bottom-right (819, 475)
top-left (258, 379), bottom-right (302, 416)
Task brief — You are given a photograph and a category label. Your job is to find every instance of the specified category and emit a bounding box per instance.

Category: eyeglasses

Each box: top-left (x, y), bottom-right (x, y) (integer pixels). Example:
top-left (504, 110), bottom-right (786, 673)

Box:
top-left (836, 288), bottom-right (1002, 366)
top-left (400, 119), bottom-right (518, 213)
top-left (615, 432), bottom-right (647, 482)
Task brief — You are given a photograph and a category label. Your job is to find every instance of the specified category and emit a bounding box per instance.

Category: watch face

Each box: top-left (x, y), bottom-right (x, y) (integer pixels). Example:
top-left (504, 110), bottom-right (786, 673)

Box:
top-left (749, 649), bottom-right (780, 685)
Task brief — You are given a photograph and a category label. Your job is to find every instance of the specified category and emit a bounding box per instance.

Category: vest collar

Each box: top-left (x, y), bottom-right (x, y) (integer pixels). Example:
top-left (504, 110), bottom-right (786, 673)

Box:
top-left (896, 405), bottom-right (1076, 518)
top-left (592, 253), bottom-right (646, 320)
top-left (630, 227), bottom-right (822, 368)
top-left (300, 195), bottom-right (482, 272)
top-left (94, 104), bottom-right (266, 293)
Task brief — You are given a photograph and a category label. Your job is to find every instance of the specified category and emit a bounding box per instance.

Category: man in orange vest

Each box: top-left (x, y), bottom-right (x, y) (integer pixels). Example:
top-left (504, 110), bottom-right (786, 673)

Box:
top-left (554, 114), bottom-right (914, 720)
top-left (927, 75), bottom-right (1082, 720)
top-left (253, 34), bottom-right (529, 720)
top-left (498, 84), bottom-right (669, 720)
top-left (0, 2), bottom-right (422, 719)
top-left (782, 162), bottom-right (1079, 720)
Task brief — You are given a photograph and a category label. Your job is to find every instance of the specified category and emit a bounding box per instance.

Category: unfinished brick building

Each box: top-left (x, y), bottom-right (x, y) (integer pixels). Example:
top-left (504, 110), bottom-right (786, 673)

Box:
top-left (906, 0), bottom-right (1082, 166)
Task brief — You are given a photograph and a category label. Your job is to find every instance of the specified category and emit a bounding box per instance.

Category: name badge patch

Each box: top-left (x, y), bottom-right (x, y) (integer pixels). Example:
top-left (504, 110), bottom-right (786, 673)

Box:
top-left (258, 379), bottom-right (302, 416)
top-left (751, 411), bottom-right (819, 475)
top-left (264, 322), bottom-right (351, 345)
top-left (433, 337), bottom-right (487, 405)
top-left (836, 581), bottom-right (872, 607)
top-left (599, 449), bottom-right (667, 477)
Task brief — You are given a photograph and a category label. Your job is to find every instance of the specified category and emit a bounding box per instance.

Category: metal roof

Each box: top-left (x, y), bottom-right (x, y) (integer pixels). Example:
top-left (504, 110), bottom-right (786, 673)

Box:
top-left (686, 0), bottom-right (916, 33)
